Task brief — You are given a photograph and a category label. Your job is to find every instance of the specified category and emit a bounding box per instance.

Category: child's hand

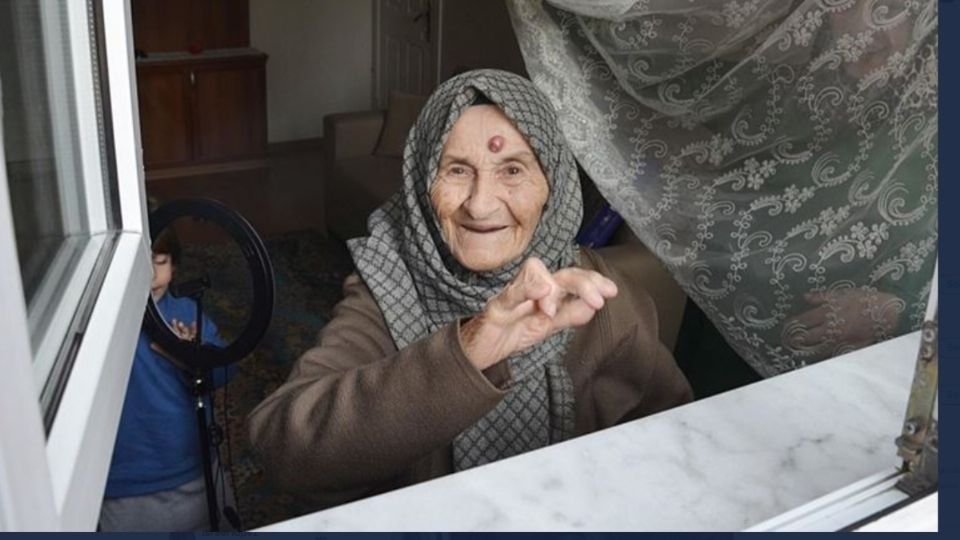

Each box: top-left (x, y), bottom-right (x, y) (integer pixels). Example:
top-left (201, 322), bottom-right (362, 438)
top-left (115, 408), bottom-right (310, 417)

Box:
top-left (170, 319), bottom-right (198, 342)
top-left (149, 319), bottom-right (200, 371)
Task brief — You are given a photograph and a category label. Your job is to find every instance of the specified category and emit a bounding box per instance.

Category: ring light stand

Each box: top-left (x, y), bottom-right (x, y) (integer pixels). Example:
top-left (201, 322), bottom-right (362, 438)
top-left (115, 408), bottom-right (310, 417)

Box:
top-left (143, 198), bottom-right (274, 531)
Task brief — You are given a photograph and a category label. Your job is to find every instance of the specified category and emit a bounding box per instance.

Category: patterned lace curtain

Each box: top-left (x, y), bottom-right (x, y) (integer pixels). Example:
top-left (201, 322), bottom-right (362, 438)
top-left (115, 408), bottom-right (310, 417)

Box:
top-left (508, 0), bottom-right (938, 377)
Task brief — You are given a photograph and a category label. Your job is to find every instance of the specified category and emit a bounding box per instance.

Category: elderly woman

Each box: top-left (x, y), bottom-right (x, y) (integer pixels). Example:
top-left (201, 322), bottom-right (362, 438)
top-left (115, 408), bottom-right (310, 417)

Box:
top-left (248, 70), bottom-right (692, 507)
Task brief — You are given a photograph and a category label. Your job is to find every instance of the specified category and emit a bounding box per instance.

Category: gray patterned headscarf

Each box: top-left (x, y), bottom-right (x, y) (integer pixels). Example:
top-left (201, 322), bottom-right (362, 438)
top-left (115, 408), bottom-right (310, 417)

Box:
top-left (348, 69), bottom-right (584, 470)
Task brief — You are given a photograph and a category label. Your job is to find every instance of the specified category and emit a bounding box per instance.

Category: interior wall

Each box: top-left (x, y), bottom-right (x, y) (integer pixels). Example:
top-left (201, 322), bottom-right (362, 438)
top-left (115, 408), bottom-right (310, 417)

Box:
top-left (438, 0), bottom-right (527, 81)
top-left (250, 0), bottom-right (373, 143)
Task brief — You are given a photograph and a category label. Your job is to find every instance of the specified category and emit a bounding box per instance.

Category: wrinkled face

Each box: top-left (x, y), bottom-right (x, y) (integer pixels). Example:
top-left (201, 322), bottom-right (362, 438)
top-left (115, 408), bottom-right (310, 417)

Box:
top-left (430, 105), bottom-right (549, 272)
top-left (151, 253), bottom-right (173, 301)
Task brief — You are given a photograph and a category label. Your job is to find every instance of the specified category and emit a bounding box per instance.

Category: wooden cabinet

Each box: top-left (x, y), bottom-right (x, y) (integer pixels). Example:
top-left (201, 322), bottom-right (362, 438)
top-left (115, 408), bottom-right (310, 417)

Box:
top-left (132, 0), bottom-right (249, 53)
top-left (137, 65), bottom-right (192, 167)
top-left (194, 61), bottom-right (266, 162)
top-left (132, 0), bottom-right (264, 179)
top-left (137, 50), bottom-right (267, 176)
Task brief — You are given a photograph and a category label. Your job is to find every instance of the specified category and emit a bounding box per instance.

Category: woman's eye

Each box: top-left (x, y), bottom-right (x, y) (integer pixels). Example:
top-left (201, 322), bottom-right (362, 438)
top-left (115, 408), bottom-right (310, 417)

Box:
top-left (501, 165), bottom-right (525, 183)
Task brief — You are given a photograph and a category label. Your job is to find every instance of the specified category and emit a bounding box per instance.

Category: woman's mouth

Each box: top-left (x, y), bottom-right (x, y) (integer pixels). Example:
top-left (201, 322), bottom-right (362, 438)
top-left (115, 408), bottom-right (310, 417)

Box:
top-left (461, 224), bottom-right (508, 234)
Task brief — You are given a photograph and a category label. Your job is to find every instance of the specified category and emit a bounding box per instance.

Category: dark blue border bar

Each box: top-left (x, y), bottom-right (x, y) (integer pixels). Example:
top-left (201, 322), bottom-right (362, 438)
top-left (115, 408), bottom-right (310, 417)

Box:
top-left (938, 0), bottom-right (956, 535)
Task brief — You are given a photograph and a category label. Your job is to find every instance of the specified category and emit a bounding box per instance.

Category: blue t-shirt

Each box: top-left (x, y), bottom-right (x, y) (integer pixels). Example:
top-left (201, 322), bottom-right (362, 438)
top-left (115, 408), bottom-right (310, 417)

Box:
top-left (104, 293), bottom-right (234, 498)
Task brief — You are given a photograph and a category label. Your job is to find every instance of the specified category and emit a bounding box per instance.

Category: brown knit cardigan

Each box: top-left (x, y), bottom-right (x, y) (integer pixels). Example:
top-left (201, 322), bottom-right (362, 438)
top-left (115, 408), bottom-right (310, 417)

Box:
top-left (248, 248), bottom-right (692, 509)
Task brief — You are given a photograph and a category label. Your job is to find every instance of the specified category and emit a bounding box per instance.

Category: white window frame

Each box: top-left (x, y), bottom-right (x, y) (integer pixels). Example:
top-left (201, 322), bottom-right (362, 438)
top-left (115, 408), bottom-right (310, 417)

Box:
top-left (29, 0), bottom-right (113, 391)
top-left (0, 0), bottom-right (150, 532)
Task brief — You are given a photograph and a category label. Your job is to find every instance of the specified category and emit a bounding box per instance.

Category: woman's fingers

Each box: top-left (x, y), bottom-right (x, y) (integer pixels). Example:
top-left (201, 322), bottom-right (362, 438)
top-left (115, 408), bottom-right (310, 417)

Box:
top-left (550, 296), bottom-right (600, 330)
top-left (553, 268), bottom-right (618, 309)
top-left (553, 267), bottom-right (617, 296)
top-left (487, 261), bottom-right (619, 349)
top-left (497, 263), bottom-right (617, 321)
top-left (786, 303), bottom-right (836, 347)
top-left (790, 304), bottom-right (832, 329)
top-left (790, 323), bottom-right (828, 346)
top-left (515, 299), bottom-right (596, 350)
top-left (544, 273), bottom-right (617, 333)
top-left (495, 257), bottom-right (558, 313)
top-left (473, 261), bottom-right (620, 363)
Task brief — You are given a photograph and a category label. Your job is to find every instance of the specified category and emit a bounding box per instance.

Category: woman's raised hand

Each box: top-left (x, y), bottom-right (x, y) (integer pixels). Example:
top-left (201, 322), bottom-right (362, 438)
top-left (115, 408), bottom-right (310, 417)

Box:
top-left (459, 257), bottom-right (618, 370)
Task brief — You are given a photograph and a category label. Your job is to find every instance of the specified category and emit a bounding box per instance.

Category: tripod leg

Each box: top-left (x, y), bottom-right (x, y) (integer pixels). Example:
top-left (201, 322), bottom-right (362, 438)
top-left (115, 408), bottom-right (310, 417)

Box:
top-left (194, 373), bottom-right (220, 532)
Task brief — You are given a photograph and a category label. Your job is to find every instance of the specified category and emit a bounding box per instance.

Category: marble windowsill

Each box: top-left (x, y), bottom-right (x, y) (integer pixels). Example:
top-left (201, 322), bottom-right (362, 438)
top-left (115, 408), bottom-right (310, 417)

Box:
top-left (258, 331), bottom-right (920, 532)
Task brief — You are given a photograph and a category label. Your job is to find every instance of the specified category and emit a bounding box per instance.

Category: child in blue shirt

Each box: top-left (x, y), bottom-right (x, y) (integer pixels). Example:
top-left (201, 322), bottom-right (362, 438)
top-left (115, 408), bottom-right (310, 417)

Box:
top-left (100, 228), bottom-right (235, 531)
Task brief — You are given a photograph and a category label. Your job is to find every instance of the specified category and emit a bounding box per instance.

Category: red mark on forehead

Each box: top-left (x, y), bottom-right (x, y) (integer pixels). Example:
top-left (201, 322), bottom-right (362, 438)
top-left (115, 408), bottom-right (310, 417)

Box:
top-left (487, 135), bottom-right (505, 153)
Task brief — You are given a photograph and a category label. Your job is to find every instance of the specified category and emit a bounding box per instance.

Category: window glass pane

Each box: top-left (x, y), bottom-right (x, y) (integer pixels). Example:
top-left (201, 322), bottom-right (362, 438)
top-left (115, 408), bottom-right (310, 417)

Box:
top-left (1, 0), bottom-right (89, 318)
top-left (2, 0), bottom-right (123, 422)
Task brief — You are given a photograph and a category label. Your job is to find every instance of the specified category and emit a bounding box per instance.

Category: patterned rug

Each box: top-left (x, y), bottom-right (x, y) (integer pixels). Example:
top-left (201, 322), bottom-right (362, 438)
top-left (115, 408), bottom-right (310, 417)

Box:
top-left (179, 230), bottom-right (354, 530)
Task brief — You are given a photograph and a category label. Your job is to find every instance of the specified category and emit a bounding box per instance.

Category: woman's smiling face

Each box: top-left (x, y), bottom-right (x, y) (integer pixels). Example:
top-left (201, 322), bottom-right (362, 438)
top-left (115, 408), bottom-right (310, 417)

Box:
top-left (430, 104), bottom-right (549, 272)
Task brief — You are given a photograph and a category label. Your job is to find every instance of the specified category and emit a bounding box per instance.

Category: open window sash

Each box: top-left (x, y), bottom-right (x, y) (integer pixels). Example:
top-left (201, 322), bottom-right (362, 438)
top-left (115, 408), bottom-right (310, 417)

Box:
top-left (0, 0), bottom-right (150, 531)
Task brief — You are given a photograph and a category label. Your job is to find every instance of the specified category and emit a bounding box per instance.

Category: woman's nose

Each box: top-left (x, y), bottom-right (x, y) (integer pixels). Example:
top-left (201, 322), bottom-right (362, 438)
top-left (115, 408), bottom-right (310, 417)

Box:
top-left (463, 175), bottom-right (501, 219)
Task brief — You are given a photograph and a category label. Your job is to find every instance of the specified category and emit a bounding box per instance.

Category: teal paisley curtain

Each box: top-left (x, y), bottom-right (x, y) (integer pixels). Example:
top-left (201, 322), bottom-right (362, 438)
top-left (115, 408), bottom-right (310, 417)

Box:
top-left (508, 0), bottom-right (938, 376)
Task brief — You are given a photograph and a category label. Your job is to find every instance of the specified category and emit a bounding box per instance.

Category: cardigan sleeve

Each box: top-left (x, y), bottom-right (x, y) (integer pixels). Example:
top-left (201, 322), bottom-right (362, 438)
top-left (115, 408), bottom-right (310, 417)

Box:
top-left (247, 274), bottom-right (509, 494)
